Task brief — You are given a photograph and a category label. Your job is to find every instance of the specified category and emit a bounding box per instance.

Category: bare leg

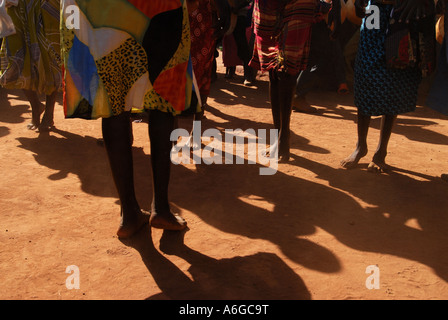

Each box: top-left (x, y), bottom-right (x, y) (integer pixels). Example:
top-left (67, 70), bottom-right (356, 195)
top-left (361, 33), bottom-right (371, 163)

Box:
top-left (23, 90), bottom-right (44, 130)
top-left (196, 94), bottom-right (207, 120)
top-left (341, 112), bottom-right (370, 169)
top-left (269, 70), bottom-right (281, 132)
top-left (148, 109), bottom-right (187, 231)
top-left (277, 71), bottom-right (298, 162)
top-left (102, 112), bottom-right (149, 238)
top-left (266, 70), bottom-right (297, 162)
top-left (368, 114), bottom-right (396, 173)
top-left (39, 90), bottom-right (58, 131)
top-left (261, 70), bottom-right (281, 158)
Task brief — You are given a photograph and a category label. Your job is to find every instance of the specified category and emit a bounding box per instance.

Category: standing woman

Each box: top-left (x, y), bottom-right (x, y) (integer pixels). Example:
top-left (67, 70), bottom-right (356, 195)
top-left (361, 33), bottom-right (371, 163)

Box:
top-left (189, 0), bottom-right (218, 114)
top-left (249, 0), bottom-right (334, 162)
top-left (0, 0), bottom-right (61, 131)
top-left (341, 0), bottom-right (436, 172)
top-left (427, 0), bottom-right (448, 182)
top-left (61, 0), bottom-right (200, 238)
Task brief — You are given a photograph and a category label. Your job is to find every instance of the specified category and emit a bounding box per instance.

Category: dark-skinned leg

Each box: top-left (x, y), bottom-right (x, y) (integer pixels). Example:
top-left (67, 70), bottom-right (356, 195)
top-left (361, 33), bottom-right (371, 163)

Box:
top-left (277, 71), bottom-right (298, 162)
top-left (148, 109), bottom-right (187, 231)
top-left (368, 114), bottom-right (396, 172)
top-left (39, 90), bottom-right (58, 131)
top-left (269, 70), bottom-right (281, 131)
top-left (23, 89), bottom-right (44, 130)
top-left (341, 111), bottom-right (371, 168)
top-left (264, 70), bottom-right (281, 157)
top-left (102, 112), bottom-right (149, 238)
top-left (196, 94), bottom-right (207, 120)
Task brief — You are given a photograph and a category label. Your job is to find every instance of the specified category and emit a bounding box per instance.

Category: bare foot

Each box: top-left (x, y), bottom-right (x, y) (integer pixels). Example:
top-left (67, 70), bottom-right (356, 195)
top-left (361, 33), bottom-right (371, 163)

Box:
top-left (261, 140), bottom-right (279, 159)
top-left (150, 211), bottom-right (187, 231)
top-left (367, 160), bottom-right (391, 173)
top-left (278, 154), bottom-right (290, 163)
top-left (278, 147), bottom-right (290, 163)
top-left (442, 173), bottom-right (448, 182)
top-left (367, 151), bottom-right (392, 173)
top-left (28, 103), bottom-right (45, 130)
top-left (27, 122), bottom-right (39, 130)
top-left (292, 96), bottom-right (317, 113)
top-left (38, 115), bottom-right (54, 132)
top-left (341, 146), bottom-right (367, 169)
top-left (116, 210), bottom-right (150, 239)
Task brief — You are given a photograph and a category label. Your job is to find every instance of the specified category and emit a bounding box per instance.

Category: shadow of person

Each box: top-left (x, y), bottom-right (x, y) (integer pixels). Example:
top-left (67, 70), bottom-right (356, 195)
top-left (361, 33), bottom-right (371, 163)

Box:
top-left (162, 137), bottom-right (448, 283)
top-left (388, 116), bottom-right (448, 146)
top-left (308, 92), bottom-right (448, 146)
top-left (16, 127), bottom-right (119, 198)
top-left (210, 75), bottom-right (271, 110)
top-left (0, 126), bottom-right (9, 138)
top-left (16, 121), bottom-right (340, 278)
top-left (304, 91), bottom-right (358, 120)
top-left (287, 153), bottom-right (448, 281)
top-left (0, 89), bottom-right (31, 126)
top-left (156, 153), bottom-right (343, 273)
top-left (199, 104), bottom-right (330, 155)
top-left (119, 227), bottom-right (311, 300)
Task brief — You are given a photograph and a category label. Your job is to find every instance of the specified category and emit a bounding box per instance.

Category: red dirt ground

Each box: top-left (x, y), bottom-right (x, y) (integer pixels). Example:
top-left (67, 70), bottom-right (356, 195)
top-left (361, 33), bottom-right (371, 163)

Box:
top-left (1, 59), bottom-right (448, 300)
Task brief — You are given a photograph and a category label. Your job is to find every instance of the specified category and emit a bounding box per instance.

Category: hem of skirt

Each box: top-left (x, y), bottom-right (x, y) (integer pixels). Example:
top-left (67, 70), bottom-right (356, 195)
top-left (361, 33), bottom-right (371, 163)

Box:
top-left (65, 105), bottom-right (202, 120)
top-left (356, 107), bottom-right (417, 117)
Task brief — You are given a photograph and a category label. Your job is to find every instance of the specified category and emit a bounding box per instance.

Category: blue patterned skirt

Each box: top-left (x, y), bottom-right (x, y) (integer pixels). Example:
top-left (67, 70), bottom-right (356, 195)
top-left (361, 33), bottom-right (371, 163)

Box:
top-left (354, 4), bottom-right (422, 116)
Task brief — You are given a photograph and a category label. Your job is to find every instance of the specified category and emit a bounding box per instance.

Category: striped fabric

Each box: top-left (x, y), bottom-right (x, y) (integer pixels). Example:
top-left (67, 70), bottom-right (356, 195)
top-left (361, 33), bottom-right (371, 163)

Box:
top-left (249, 0), bottom-right (320, 75)
top-left (189, 0), bottom-right (216, 99)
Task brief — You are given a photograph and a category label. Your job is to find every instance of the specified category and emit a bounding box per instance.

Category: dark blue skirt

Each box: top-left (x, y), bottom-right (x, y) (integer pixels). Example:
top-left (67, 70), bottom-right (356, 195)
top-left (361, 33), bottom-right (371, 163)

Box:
top-left (354, 4), bottom-right (422, 116)
top-left (427, 13), bottom-right (448, 116)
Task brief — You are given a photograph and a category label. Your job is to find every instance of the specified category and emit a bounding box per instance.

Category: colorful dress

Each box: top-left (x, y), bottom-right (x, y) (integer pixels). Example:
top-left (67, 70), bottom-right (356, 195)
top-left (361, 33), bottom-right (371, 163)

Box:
top-left (189, 0), bottom-right (216, 100)
top-left (249, 0), bottom-right (322, 75)
top-left (0, 0), bottom-right (61, 95)
top-left (61, 0), bottom-right (200, 119)
top-left (354, 2), bottom-right (424, 116)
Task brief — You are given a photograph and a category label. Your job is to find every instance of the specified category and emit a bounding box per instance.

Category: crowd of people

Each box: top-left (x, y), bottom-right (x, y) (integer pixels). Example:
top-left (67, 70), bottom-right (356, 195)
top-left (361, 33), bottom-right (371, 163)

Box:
top-left (0, 0), bottom-right (447, 238)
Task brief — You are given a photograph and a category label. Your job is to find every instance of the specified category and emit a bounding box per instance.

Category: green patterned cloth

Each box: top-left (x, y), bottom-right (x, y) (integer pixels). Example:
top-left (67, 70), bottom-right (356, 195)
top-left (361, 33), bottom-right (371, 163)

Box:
top-left (0, 0), bottom-right (61, 95)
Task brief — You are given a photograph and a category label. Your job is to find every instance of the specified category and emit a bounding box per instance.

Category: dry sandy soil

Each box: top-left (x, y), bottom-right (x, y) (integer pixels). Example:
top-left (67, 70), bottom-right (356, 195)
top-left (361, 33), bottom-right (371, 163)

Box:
top-left (1, 59), bottom-right (448, 301)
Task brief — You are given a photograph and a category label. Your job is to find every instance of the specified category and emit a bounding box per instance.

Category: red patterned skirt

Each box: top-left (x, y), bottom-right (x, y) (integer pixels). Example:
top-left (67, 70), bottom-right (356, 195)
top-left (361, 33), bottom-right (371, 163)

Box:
top-left (189, 0), bottom-right (216, 99)
top-left (249, 0), bottom-right (318, 75)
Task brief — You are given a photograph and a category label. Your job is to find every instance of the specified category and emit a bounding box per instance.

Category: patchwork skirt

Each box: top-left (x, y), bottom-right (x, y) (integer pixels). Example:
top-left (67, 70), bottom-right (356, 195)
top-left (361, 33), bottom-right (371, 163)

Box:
top-left (61, 0), bottom-right (200, 119)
